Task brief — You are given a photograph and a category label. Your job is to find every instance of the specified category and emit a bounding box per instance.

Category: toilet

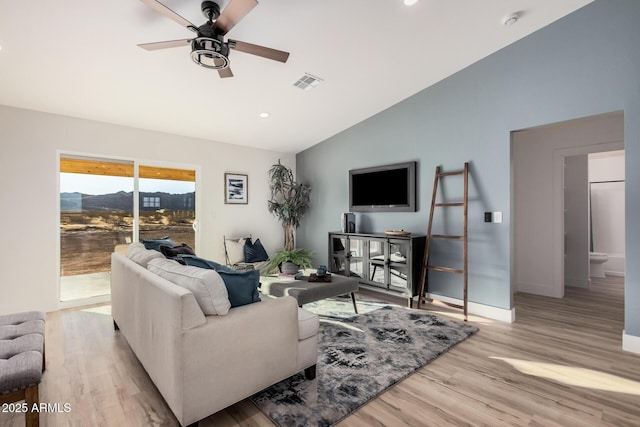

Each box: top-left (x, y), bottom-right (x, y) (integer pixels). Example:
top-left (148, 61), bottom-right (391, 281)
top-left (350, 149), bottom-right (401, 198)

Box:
top-left (590, 252), bottom-right (609, 278)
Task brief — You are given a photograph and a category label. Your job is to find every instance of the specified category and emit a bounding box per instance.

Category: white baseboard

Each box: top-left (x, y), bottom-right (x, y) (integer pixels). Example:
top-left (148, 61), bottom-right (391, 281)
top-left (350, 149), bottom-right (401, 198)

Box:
top-left (424, 293), bottom-right (515, 323)
top-left (622, 331), bottom-right (640, 354)
top-left (605, 270), bottom-right (625, 277)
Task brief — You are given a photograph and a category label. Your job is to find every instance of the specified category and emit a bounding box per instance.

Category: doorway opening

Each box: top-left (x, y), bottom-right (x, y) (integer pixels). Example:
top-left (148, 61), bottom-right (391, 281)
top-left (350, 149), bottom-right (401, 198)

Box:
top-left (512, 111), bottom-right (624, 299)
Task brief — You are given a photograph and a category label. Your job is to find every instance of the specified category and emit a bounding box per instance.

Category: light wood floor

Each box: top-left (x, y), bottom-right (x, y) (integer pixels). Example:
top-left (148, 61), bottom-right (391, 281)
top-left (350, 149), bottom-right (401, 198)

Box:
top-left (3, 276), bottom-right (639, 426)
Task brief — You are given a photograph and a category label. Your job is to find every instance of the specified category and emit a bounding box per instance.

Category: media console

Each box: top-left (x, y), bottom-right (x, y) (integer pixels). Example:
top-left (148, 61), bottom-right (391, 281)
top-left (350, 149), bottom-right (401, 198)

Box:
top-left (328, 232), bottom-right (426, 307)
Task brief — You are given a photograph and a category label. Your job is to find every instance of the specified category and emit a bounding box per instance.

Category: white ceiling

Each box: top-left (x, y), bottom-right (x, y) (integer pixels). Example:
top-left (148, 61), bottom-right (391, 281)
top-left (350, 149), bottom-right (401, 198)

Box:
top-left (0, 0), bottom-right (592, 153)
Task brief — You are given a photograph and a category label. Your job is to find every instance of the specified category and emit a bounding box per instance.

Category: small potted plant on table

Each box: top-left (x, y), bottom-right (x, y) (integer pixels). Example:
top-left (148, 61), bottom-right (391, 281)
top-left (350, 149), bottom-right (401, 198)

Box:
top-left (266, 248), bottom-right (313, 275)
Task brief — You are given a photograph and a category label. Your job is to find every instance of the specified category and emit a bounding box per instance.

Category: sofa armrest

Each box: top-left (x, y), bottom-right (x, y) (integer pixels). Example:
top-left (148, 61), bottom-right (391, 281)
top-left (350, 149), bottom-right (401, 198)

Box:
top-left (180, 296), bottom-right (300, 424)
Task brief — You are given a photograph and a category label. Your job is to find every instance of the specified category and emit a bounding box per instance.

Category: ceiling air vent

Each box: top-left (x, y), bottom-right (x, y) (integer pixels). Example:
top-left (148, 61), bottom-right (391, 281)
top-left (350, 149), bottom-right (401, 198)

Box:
top-left (293, 73), bottom-right (323, 91)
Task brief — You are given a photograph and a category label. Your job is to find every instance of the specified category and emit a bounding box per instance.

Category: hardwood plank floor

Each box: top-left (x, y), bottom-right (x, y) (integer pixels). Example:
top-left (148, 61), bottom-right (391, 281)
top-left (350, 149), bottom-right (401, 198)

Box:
top-left (2, 276), bottom-right (639, 426)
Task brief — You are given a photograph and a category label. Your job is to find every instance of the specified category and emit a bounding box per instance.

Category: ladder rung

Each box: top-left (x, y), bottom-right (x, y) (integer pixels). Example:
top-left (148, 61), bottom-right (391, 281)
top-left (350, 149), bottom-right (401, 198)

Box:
top-left (425, 265), bottom-right (464, 274)
top-left (430, 234), bottom-right (464, 240)
top-left (435, 202), bottom-right (465, 207)
top-left (438, 170), bottom-right (464, 177)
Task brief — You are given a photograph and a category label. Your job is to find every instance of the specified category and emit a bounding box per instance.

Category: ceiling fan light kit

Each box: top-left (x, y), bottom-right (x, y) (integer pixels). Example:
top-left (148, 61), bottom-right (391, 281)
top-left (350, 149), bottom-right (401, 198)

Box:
top-left (190, 37), bottom-right (230, 69)
top-left (138, 0), bottom-right (289, 78)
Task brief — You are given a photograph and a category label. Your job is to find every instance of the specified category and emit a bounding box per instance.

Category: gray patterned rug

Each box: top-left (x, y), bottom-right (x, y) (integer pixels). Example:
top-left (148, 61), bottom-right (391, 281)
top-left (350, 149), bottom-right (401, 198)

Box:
top-left (251, 305), bottom-right (478, 426)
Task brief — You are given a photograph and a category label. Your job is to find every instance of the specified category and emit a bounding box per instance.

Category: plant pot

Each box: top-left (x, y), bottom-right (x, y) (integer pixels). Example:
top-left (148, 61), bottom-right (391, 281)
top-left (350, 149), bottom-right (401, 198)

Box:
top-left (281, 261), bottom-right (300, 275)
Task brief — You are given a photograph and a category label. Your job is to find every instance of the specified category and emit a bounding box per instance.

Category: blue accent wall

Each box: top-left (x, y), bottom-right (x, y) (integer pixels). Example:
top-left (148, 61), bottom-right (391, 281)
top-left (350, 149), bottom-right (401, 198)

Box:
top-left (296, 0), bottom-right (640, 336)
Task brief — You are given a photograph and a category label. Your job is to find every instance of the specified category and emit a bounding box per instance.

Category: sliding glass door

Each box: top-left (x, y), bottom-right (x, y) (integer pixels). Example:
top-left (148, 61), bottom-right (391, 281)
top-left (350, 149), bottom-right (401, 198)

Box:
top-left (138, 165), bottom-right (196, 249)
top-left (59, 157), bottom-right (134, 301)
top-left (59, 156), bottom-right (197, 303)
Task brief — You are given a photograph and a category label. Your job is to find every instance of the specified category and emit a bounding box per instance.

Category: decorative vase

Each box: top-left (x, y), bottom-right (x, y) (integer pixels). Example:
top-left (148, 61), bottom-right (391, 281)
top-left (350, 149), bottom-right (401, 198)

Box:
top-left (281, 261), bottom-right (299, 275)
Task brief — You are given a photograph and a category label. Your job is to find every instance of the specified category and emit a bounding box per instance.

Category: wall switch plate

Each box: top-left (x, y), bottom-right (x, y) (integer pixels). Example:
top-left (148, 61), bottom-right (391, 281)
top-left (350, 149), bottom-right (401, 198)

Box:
top-left (484, 212), bottom-right (492, 222)
top-left (494, 211), bottom-right (503, 223)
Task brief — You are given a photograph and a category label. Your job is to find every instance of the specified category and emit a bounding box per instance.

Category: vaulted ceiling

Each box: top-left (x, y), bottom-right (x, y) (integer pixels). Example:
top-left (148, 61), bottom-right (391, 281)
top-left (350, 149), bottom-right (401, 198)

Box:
top-left (0, 0), bottom-right (592, 153)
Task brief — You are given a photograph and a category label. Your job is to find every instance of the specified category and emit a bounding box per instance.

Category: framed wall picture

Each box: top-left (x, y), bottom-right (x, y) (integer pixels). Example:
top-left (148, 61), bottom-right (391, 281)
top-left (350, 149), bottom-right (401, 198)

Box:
top-left (224, 173), bottom-right (248, 204)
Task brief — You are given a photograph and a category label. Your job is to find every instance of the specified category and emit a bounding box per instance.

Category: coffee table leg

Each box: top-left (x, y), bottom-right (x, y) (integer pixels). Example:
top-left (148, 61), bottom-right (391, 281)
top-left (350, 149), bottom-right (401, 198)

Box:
top-left (351, 292), bottom-right (358, 314)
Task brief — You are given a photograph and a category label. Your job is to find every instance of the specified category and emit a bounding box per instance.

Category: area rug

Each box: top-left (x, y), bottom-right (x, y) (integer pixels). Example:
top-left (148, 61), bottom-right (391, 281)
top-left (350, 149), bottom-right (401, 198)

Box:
top-left (302, 296), bottom-right (389, 318)
top-left (251, 305), bottom-right (479, 427)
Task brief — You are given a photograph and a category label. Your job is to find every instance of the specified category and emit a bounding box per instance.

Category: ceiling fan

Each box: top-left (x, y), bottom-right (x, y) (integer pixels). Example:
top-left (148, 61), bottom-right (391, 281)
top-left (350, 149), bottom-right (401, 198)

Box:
top-left (137, 0), bottom-right (290, 78)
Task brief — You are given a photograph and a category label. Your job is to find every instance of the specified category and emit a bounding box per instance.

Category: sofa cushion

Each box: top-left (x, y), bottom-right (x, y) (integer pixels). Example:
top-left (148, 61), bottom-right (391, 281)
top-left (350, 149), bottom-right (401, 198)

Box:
top-left (160, 243), bottom-right (195, 259)
top-left (141, 237), bottom-right (177, 251)
top-left (178, 255), bottom-right (261, 308)
top-left (147, 258), bottom-right (231, 316)
top-left (244, 238), bottom-right (269, 263)
top-left (127, 242), bottom-right (164, 268)
top-left (297, 308), bottom-right (319, 341)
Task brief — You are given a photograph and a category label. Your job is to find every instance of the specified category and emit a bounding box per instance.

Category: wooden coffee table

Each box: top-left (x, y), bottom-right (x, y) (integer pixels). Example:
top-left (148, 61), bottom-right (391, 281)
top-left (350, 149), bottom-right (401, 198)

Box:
top-left (261, 273), bottom-right (360, 313)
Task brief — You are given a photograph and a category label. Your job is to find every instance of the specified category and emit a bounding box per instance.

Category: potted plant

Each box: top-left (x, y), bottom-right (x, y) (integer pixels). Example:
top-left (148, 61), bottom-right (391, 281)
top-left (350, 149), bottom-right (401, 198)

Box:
top-left (267, 160), bottom-right (312, 251)
top-left (266, 248), bottom-right (314, 275)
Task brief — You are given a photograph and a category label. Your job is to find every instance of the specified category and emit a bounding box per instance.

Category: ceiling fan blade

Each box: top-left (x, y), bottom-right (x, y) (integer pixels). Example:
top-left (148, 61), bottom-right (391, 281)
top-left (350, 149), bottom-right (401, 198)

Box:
top-left (139, 0), bottom-right (196, 30)
top-left (218, 67), bottom-right (234, 78)
top-left (212, 0), bottom-right (258, 35)
top-left (229, 40), bottom-right (289, 63)
top-left (212, 57), bottom-right (233, 78)
top-left (138, 39), bottom-right (191, 51)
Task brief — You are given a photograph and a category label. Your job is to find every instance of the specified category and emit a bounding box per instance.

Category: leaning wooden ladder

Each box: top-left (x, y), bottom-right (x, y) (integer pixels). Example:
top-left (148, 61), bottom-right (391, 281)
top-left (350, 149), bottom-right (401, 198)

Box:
top-left (417, 163), bottom-right (469, 321)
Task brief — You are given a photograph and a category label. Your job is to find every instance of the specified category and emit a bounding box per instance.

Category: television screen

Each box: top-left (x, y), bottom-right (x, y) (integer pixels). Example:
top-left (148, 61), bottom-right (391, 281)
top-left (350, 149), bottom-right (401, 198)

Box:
top-left (349, 162), bottom-right (416, 212)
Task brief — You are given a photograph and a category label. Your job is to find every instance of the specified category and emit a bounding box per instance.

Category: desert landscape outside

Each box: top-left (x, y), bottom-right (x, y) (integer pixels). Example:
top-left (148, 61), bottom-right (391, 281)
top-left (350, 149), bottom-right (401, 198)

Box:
top-left (60, 209), bottom-right (195, 276)
top-left (60, 184), bottom-right (196, 277)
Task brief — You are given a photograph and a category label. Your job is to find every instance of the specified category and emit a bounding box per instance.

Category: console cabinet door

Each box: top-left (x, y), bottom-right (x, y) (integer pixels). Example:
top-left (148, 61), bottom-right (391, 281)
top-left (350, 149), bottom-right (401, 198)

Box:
top-left (367, 237), bottom-right (388, 289)
top-left (388, 239), bottom-right (411, 293)
top-left (329, 234), bottom-right (366, 279)
top-left (329, 234), bottom-right (348, 275)
top-left (347, 236), bottom-right (366, 279)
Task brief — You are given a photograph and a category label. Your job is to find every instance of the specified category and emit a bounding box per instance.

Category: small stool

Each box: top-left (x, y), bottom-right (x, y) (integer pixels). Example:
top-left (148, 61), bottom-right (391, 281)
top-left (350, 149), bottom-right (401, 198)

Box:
top-left (0, 311), bottom-right (45, 427)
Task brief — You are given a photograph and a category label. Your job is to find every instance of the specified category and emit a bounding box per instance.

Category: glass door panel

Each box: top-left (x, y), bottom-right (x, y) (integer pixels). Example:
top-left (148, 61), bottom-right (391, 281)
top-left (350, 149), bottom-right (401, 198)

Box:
top-left (330, 236), bottom-right (348, 275)
top-left (348, 237), bottom-right (365, 279)
top-left (367, 238), bottom-right (387, 287)
top-left (138, 166), bottom-right (196, 250)
top-left (59, 157), bottom-right (134, 301)
top-left (388, 239), bottom-right (410, 291)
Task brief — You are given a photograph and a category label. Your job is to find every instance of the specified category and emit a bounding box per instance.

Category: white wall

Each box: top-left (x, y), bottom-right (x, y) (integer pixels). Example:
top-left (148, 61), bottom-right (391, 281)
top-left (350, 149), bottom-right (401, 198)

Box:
top-left (512, 112), bottom-right (624, 298)
top-left (564, 155), bottom-right (589, 288)
top-left (0, 105), bottom-right (294, 315)
top-left (589, 151), bottom-right (625, 275)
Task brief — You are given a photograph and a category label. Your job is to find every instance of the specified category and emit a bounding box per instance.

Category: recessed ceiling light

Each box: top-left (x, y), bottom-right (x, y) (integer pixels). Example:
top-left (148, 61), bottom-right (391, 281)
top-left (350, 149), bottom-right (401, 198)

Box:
top-left (403, 0), bottom-right (418, 6)
top-left (503, 13), bottom-right (519, 27)
top-left (259, 112), bottom-right (270, 118)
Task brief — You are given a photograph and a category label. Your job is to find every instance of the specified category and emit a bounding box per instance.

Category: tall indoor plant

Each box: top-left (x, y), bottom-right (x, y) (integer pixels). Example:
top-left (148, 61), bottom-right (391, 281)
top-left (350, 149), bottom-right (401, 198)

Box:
top-left (267, 160), bottom-right (311, 251)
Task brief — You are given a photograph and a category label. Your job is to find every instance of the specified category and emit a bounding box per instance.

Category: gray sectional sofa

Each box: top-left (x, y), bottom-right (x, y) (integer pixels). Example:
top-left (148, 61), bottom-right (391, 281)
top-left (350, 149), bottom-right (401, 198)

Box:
top-left (110, 248), bottom-right (319, 426)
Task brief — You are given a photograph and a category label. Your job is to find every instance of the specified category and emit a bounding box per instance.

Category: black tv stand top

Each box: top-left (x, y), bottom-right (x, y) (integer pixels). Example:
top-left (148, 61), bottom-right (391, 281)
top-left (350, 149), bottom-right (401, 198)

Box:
top-left (330, 231), bottom-right (426, 239)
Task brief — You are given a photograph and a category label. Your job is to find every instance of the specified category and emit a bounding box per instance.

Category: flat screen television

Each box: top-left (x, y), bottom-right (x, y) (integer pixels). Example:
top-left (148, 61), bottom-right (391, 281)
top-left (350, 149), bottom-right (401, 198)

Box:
top-left (349, 161), bottom-right (416, 212)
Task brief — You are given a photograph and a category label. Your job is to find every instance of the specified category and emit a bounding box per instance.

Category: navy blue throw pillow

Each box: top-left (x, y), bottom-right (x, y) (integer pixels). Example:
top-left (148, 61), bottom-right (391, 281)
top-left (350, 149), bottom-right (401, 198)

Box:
top-left (178, 255), bottom-right (261, 308)
top-left (244, 238), bottom-right (269, 263)
top-left (141, 237), bottom-right (177, 251)
top-left (159, 243), bottom-right (195, 259)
